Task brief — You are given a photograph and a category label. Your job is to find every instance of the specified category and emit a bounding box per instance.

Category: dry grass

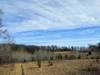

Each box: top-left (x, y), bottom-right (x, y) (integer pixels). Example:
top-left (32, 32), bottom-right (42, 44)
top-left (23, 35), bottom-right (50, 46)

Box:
top-left (0, 64), bottom-right (14, 75)
top-left (14, 63), bottom-right (22, 75)
top-left (22, 59), bottom-right (100, 75)
top-left (0, 63), bottom-right (22, 75)
top-left (0, 59), bottom-right (100, 75)
top-left (55, 51), bottom-right (100, 59)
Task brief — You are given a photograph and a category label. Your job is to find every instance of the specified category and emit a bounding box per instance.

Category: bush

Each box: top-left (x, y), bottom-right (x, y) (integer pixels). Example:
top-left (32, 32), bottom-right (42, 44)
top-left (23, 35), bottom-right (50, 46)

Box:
top-left (57, 54), bottom-right (63, 60)
top-left (77, 55), bottom-right (81, 59)
top-left (37, 60), bottom-right (41, 68)
top-left (48, 60), bottom-right (53, 66)
top-left (64, 55), bottom-right (68, 60)
top-left (81, 60), bottom-right (100, 74)
top-left (0, 58), bottom-right (2, 64)
top-left (88, 51), bottom-right (92, 56)
top-left (68, 55), bottom-right (76, 60)
top-left (50, 56), bottom-right (54, 60)
top-left (32, 57), bottom-right (35, 61)
top-left (82, 66), bottom-right (99, 73)
top-left (90, 56), bottom-right (95, 59)
top-left (96, 56), bottom-right (100, 59)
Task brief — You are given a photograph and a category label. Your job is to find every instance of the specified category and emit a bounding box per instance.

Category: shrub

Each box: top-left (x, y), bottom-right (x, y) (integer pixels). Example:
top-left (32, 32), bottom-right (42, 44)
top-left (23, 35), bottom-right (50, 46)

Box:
top-left (57, 54), bottom-right (63, 60)
top-left (81, 60), bottom-right (100, 74)
top-left (64, 55), bottom-right (68, 60)
top-left (50, 56), bottom-right (54, 60)
top-left (90, 56), bottom-right (94, 59)
top-left (32, 57), bottom-right (35, 61)
top-left (48, 60), bottom-right (53, 66)
top-left (88, 51), bottom-right (92, 56)
top-left (96, 56), bottom-right (100, 59)
top-left (37, 60), bottom-right (41, 68)
top-left (82, 66), bottom-right (99, 73)
top-left (68, 55), bottom-right (76, 60)
top-left (77, 55), bottom-right (81, 59)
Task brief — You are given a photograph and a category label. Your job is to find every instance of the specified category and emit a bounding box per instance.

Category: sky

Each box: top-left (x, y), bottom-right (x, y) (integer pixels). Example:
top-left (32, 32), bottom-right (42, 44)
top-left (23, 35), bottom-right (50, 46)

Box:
top-left (0, 0), bottom-right (100, 47)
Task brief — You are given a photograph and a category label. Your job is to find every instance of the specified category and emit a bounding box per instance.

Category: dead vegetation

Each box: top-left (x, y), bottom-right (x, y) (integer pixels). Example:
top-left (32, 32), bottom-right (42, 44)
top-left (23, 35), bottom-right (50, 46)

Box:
top-left (0, 59), bottom-right (100, 75)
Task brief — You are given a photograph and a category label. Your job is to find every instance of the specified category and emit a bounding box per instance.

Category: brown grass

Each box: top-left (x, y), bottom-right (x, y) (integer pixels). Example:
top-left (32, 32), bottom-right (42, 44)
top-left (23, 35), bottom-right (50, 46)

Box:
top-left (0, 59), bottom-right (100, 75)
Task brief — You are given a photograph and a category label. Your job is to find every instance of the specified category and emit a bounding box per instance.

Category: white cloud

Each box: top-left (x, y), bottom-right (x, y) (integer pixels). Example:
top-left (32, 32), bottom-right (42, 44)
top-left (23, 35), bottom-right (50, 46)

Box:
top-left (0, 0), bottom-right (100, 33)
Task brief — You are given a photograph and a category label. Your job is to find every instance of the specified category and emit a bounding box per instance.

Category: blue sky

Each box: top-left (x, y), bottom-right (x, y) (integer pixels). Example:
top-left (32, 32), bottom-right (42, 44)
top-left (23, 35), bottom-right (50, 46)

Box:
top-left (0, 0), bottom-right (100, 46)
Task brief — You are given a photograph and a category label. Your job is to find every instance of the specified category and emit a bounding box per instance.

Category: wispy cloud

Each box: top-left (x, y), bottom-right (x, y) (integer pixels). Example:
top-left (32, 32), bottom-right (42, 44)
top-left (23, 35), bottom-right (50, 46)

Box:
top-left (0, 0), bottom-right (100, 46)
top-left (1, 0), bottom-right (100, 32)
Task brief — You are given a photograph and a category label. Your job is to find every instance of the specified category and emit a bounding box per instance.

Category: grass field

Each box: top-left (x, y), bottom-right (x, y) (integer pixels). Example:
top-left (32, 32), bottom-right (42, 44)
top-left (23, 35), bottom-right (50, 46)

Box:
top-left (0, 59), bottom-right (100, 75)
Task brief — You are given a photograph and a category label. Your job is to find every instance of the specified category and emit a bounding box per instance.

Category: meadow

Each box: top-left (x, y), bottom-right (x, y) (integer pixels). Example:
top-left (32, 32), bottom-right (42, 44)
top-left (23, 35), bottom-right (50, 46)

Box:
top-left (0, 44), bottom-right (100, 75)
top-left (0, 59), bottom-right (100, 75)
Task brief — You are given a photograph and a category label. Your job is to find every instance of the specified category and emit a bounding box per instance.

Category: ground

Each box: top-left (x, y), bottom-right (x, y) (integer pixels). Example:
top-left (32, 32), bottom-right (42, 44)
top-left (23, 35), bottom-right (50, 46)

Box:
top-left (0, 59), bottom-right (100, 75)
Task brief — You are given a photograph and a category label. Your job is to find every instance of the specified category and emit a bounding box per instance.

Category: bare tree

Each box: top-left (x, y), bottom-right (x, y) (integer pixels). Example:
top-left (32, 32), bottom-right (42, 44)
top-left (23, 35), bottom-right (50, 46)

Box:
top-left (33, 47), bottom-right (53, 68)
top-left (0, 9), bottom-right (14, 63)
top-left (34, 49), bottom-right (43, 68)
top-left (47, 47), bottom-right (53, 66)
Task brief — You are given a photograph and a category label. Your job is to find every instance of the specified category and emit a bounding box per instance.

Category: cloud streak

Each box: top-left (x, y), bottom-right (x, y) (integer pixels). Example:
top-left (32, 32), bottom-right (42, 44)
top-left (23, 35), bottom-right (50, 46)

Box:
top-left (1, 0), bottom-right (100, 32)
top-left (0, 0), bottom-right (100, 46)
top-left (12, 26), bottom-right (100, 46)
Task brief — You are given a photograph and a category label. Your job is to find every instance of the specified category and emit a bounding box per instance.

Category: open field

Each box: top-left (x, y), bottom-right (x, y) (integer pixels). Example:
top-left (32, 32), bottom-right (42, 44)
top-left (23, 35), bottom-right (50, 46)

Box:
top-left (54, 51), bottom-right (100, 59)
top-left (0, 59), bottom-right (100, 75)
top-left (0, 63), bottom-right (22, 75)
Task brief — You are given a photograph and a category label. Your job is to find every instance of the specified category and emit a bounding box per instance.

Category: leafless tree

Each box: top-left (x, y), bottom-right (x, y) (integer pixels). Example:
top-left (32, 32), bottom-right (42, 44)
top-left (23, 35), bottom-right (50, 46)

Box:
top-left (33, 47), bottom-right (53, 68)
top-left (0, 9), bottom-right (14, 63)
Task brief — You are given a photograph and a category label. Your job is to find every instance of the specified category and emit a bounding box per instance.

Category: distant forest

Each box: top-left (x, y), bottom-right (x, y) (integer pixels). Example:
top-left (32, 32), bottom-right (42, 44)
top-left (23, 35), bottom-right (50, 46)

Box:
top-left (0, 43), bottom-right (100, 53)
